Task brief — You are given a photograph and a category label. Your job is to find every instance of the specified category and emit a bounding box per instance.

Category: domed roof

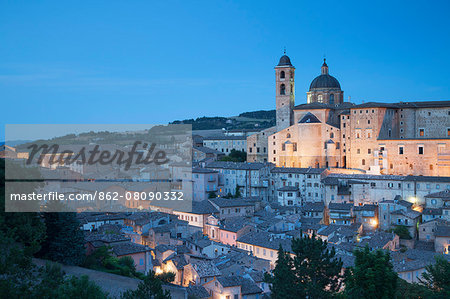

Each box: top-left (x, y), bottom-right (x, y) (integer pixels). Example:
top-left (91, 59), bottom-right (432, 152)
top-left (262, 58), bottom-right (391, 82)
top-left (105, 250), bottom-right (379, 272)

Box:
top-left (277, 55), bottom-right (292, 66)
top-left (309, 59), bottom-right (341, 90)
top-left (309, 74), bottom-right (341, 90)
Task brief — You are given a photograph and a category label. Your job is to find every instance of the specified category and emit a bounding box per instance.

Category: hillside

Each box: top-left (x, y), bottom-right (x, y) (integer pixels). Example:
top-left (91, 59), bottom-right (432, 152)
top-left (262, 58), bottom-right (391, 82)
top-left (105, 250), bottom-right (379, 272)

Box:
top-left (170, 109), bottom-right (275, 130)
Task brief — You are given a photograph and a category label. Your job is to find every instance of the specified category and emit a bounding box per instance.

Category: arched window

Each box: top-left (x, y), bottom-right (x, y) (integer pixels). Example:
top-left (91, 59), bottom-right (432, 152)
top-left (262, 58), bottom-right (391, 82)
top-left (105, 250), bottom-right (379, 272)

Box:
top-left (330, 132), bottom-right (334, 138)
top-left (280, 71), bottom-right (285, 79)
top-left (318, 94), bottom-right (323, 103)
top-left (280, 84), bottom-right (286, 95)
top-left (362, 159), bottom-right (366, 166)
top-left (286, 133), bottom-right (291, 138)
top-left (329, 93), bottom-right (335, 105)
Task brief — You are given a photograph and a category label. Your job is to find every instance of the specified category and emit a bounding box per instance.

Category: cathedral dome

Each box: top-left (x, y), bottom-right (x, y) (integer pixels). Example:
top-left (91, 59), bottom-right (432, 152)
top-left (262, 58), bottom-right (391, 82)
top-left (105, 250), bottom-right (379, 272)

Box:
top-left (309, 74), bottom-right (341, 90)
top-left (309, 59), bottom-right (341, 90)
top-left (277, 55), bottom-right (293, 66)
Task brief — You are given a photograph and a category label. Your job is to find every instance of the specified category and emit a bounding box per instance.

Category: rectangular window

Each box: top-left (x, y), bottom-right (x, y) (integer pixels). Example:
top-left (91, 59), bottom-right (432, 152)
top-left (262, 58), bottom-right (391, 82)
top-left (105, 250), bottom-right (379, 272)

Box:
top-left (419, 128), bottom-right (425, 137)
top-left (418, 146), bottom-right (424, 155)
top-left (399, 146), bottom-right (404, 155)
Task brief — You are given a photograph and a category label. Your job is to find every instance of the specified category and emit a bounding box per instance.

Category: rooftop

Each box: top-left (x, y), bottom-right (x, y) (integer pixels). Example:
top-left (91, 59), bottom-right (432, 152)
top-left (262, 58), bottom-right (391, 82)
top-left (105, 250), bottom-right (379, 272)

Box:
top-left (302, 202), bottom-right (325, 212)
top-left (425, 190), bottom-right (450, 199)
top-left (391, 209), bottom-right (421, 219)
top-left (435, 225), bottom-right (450, 237)
top-left (111, 242), bottom-right (150, 256)
top-left (271, 167), bottom-right (325, 174)
top-left (352, 100), bottom-right (450, 109)
top-left (209, 198), bottom-right (254, 208)
top-left (328, 203), bottom-right (354, 211)
top-left (276, 54), bottom-right (293, 67)
top-left (237, 232), bottom-right (292, 252)
top-left (191, 200), bottom-right (219, 214)
top-left (190, 260), bottom-right (221, 278)
top-left (206, 161), bottom-right (269, 170)
top-left (193, 146), bottom-right (223, 155)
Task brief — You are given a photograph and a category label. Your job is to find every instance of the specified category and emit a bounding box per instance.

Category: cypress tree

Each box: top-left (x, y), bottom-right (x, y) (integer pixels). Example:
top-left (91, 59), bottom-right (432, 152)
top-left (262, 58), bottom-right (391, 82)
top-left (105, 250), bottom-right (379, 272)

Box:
top-left (40, 212), bottom-right (85, 265)
top-left (265, 244), bottom-right (297, 299)
top-left (291, 233), bottom-right (343, 298)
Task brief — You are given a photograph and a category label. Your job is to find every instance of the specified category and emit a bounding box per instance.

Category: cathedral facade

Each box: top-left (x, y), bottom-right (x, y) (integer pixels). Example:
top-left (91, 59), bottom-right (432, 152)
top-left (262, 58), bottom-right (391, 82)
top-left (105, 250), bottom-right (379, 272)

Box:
top-left (248, 54), bottom-right (450, 177)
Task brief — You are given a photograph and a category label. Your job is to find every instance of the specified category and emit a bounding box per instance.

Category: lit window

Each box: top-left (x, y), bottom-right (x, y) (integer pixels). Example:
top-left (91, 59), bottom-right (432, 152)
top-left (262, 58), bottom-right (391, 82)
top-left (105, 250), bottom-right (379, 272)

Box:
top-left (419, 128), bottom-right (425, 137)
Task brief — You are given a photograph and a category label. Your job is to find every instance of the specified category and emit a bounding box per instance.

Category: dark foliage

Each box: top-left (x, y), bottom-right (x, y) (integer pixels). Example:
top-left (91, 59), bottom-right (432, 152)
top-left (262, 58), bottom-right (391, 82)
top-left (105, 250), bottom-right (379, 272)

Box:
top-left (344, 246), bottom-right (397, 299)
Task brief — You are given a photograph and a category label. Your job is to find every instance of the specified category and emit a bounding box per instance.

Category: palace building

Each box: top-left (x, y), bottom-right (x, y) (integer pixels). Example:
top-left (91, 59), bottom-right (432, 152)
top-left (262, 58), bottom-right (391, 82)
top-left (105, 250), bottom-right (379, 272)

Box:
top-left (248, 54), bottom-right (450, 176)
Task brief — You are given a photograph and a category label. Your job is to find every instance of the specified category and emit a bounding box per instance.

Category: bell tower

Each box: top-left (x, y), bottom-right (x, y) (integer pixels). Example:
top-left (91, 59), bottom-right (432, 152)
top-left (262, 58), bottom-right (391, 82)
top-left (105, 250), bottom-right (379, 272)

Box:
top-left (275, 51), bottom-right (295, 131)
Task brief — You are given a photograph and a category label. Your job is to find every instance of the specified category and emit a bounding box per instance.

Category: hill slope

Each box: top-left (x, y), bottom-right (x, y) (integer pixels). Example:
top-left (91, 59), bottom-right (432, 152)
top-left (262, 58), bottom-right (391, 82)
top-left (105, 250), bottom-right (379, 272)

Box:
top-left (170, 109), bottom-right (275, 130)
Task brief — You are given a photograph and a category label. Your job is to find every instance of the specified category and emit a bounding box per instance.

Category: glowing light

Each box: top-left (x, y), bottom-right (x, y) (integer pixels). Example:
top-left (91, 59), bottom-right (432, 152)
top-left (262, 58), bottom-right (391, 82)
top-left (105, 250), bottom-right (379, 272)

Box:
top-left (371, 219), bottom-right (378, 227)
top-left (155, 267), bottom-right (163, 275)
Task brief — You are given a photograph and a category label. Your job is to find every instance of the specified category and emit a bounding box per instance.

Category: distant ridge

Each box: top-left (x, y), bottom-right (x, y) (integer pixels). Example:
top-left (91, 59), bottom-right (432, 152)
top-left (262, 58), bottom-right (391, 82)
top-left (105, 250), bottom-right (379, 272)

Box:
top-left (170, 109), bottom-right (275, 130)
top-left (2, 140), bottom-right (32, 147)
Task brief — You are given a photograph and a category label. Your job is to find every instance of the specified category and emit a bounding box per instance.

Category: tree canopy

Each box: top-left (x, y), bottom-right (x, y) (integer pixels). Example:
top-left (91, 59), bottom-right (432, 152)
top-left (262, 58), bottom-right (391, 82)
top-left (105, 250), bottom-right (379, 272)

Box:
top-left (266, 233), bottom-right (343, 299)
top-left (121, 271), bottom-right (171, 299)
top-left (344, 246), bottom-right (398, 299)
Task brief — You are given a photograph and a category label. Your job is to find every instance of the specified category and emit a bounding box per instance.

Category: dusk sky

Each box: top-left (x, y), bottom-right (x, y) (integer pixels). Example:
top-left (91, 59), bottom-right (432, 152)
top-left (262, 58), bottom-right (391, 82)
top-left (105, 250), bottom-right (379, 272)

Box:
top-left (2, 0), bottom-right (450, 141)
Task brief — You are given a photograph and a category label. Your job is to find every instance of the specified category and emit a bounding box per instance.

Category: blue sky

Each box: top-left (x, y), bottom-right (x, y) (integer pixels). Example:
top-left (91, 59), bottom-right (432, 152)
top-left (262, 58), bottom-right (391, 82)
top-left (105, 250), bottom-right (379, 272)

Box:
top-left (1, 0), bottom-right (450, 141)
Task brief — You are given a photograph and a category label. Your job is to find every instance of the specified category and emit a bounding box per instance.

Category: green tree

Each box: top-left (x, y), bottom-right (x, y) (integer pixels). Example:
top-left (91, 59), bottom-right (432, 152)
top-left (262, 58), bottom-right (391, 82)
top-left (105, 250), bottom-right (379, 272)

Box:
top-left (0, 231), bottom-right (35, 298)
top-left (264, 244), bottom-right (296, 299)
top-left (39, 212), bottom-right (85, 265)
top-left (223, 192), bottom-right (233, 199)
top-left (419, 256), bottom-right (450, 297)
top-left (34, 262), bottom-right (67, 297)
top-left (156, 271), bottom-right (176, 283)
top-left (54, 275), bottom-right (108, 299)
top-left (84, 246), bottom-right (142, 279)
top-left (219, 149), bottom-right (247, 162)
top-left (0, 159), bottom-right (46, 256)
top-left (121, 271), bottom-right (171, 299)
top-left (395, 279), bottom-right (434, 299)
top-left (344, 246), bottom-right (398, 299)
top-left (291, 233), bottom-right (343, 298)
top-left (234, 185), bottom-right (241, 198)
top-left (392, 225), bottom-right (412, 240)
